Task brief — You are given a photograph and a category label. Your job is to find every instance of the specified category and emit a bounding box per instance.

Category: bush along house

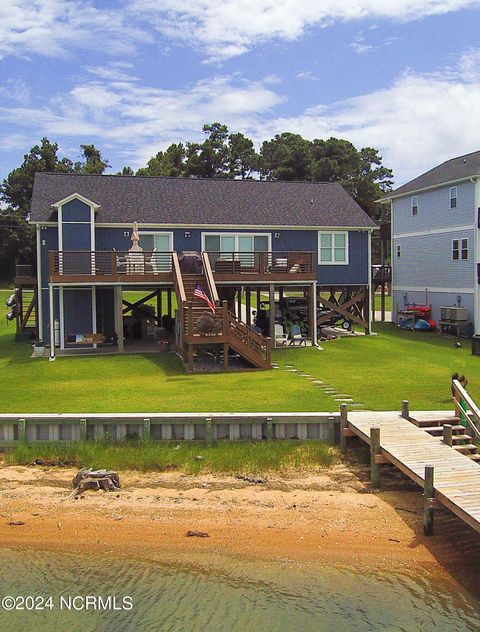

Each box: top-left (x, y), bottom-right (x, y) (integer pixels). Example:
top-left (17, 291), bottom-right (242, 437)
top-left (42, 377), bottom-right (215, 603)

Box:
top-left (381, 151), bottom-right (480, 336)
top-left (28, 173), bottom-right (376, 371)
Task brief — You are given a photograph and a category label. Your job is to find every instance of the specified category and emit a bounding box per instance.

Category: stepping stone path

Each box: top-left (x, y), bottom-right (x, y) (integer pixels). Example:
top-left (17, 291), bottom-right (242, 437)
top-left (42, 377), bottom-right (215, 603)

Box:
top-left (279, 361), bottom-right (365, 410)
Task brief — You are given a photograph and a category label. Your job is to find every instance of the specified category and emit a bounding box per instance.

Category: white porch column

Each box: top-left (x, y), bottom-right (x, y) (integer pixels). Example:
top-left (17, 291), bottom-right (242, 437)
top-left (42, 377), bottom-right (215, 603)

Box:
top-left (49, 284), bottom-right (56, 361)
top-left (312, 281), bottom-right (318, 346)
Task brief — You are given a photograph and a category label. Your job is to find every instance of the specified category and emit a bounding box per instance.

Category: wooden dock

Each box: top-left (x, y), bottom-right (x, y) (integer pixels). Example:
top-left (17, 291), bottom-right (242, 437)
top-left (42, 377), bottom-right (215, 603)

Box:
top-left (345, 410), bottom-right (480, 535)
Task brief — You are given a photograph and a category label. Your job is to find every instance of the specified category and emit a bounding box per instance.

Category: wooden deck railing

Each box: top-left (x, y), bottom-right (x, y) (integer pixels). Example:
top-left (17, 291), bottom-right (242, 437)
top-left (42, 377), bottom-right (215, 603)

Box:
top-left (207, 251), bottom-right (316, 276)
top-left (50, 250), bottom-right (174, 278)
top-left (182, 301), bottom-right (271, 367)
top-left (201, 252), bottom-right (220, 305)
top-left (452, 379), bottom-right (480, 439)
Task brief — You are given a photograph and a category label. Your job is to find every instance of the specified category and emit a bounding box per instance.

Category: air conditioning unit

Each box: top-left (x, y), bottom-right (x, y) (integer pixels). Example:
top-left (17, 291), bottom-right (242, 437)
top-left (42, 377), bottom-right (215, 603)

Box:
top-left (441, 307), bottom-right (468, 321)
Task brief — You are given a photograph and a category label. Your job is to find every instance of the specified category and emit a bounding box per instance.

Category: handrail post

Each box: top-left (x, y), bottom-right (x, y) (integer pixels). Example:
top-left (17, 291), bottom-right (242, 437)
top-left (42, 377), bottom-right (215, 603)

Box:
top-left (222, 301), bottom-right (228, 335)
top-left (188, 303), bottom-right (193, 335)
top-left (443, 424), bottom-right (453, 447)
top-left (370, 426), bottom-right (381, 489)
top-left (423, 464), bottom-right (435, 536)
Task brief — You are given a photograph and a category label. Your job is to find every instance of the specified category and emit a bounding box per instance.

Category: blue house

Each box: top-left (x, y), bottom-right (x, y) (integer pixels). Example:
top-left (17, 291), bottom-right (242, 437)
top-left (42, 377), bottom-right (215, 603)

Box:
top-left (381, 151), bottom-right (480, 334)
top-left (29, 173), bottom-right (376, 370)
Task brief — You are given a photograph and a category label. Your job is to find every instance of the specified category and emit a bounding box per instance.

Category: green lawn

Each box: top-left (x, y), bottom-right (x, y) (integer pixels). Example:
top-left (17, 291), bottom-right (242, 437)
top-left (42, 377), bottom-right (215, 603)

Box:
top-left (374, 293), bottom-right (392, 311)
top-left (0, 289), bottom-right (476, 413)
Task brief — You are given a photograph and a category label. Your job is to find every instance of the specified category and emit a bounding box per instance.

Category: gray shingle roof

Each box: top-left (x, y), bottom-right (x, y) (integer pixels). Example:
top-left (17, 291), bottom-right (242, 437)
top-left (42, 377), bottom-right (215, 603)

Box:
top-left (384, 150), bottom-right (480, 199)
top-left (30, 173), bottom-right (376, 228)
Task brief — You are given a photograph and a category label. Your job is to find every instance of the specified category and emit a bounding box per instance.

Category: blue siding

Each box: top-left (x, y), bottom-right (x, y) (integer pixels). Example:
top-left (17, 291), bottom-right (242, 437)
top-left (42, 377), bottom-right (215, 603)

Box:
top-left (96, 288), bottom-right (115, 338)
top-left (393, 180), bottom-right (475, 236)
top-left (392, 289), bottom-right (474, 330)
top-left (393, 229), bottom-right (475, 289)
top-left (63, 289), bottom-right (93, 344)
top-left (62, 199), bottom-right (91, 222)
top-left (62, 222), bottom-right (91, 250)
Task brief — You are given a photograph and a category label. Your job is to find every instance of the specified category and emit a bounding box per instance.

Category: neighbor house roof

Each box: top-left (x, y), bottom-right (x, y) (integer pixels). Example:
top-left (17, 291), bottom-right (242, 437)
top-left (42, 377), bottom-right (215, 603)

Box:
top-left (382, 150), bottom-right (480, 201)
top-left (30, 173), bottom-right (377, 228)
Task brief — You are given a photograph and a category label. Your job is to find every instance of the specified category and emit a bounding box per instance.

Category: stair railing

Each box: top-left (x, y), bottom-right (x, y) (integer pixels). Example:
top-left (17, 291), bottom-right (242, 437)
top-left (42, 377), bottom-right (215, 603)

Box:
top-left (452, 379), bottom-right (480, 440)
top-left (201, 252), bottom-right (220, 307)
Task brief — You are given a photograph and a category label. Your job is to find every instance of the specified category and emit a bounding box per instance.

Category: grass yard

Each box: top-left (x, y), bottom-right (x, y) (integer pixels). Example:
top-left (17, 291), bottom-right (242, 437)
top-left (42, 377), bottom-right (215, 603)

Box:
top-left (374, 293), bottom-right (392, 312)
top-left (0, 289), bottom-right (476, 413)
top-left (6, 439), bottom-right (337, 473)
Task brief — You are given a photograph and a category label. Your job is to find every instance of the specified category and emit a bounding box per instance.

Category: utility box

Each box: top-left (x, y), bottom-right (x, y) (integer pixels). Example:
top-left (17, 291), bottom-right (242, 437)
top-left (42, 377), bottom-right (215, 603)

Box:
top-left (441, 306), bottom-right (468, 321)
top-left (472, 335), bottom-right (480, 356)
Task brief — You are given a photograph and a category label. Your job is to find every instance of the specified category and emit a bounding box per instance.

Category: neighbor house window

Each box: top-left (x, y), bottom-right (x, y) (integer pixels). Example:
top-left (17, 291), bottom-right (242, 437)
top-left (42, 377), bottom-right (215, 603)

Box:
top-left (318, 232), bottom-right (348, 264)
top-left (396, 244), bottom-right (401, 258)
top-left (449, 186), bottom-right (458, 209)
top-left (411, 196), bottom-right (418, 216)
top-left (452, 238), bottom-right (468, 260)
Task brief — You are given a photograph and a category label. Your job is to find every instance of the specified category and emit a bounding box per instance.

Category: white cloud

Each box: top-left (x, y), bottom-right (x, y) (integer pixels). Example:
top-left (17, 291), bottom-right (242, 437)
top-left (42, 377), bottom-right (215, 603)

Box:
top-left (0, 0), bottom-right (148, 59)
top-left (131, 0), bottom-right (480, 60)
top-left (1, 0), bottom-right (479, 61)
top-left (254, 50), bottom-right (480, 184)
top-left (2, 51), bottom-right (480, 183)
top-left (0, 74), bottom-right (284, 168)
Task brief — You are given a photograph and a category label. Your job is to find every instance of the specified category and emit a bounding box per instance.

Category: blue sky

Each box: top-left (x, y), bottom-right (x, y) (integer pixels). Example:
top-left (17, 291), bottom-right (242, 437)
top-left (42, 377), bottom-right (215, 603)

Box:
top-left (1, 1), bottom-right (480, 186)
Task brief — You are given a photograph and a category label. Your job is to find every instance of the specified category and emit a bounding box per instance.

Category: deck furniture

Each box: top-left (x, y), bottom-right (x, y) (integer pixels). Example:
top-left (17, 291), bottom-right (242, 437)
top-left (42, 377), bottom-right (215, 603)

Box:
top-left (288, 325), bottom-right (307, 346)
top-left (275, 324), bottom-right (288, 347)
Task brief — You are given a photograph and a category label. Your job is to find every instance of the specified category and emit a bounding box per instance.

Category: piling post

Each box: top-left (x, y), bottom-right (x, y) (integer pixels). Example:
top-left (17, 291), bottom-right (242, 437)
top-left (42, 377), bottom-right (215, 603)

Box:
top-left (370, 426), bottom-right (381, 489)
top-left (80, 418), bottom-right (87, 442)
top-left (443, 424), bottom-right (453, 447)
top-left (339, 404), bottom-right (348, 451)
top-left (143, 418), bottom-right (151, 442)
top-left (18, 419), bottom-right (26, 444)
top-left (205, 418), bottom-right (214, 447)
top-left (266, 417), bottom-right (274, 441)
top-left (423, 464), bottom-right (435, 536)
top-left (401, 400), bottom-right (410, 420)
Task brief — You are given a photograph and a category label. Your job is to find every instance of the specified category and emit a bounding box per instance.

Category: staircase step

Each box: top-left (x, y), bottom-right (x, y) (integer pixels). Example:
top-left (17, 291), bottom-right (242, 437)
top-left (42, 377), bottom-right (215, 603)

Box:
top-left (453, 444), bottom-right (478, 454)
top-left (423, 425), bottom-right (465, 435)
top-left (452, 434), bottom-right (473, 443)
top-left (467, 454), bottom-right (480, 462)
top-left (414, 417), bottom-right (460, 427)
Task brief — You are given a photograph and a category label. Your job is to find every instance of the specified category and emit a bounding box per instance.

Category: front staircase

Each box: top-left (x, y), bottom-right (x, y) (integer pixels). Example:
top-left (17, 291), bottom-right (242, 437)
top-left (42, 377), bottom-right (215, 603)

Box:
top-left (172, 252), bottom-right (271, 371)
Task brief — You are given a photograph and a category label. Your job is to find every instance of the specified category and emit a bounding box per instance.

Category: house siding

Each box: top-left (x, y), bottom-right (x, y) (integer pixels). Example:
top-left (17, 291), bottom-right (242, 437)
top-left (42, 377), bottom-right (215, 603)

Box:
top-left (393, 289), bottom-right (474, 331)
top-left (393, 180), bottom-right (476, 235)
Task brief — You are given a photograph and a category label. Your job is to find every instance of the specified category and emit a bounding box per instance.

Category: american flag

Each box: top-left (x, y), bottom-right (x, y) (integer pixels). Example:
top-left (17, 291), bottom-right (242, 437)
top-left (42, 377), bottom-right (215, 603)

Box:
top-left (193, 283), bottom-right (216, 314)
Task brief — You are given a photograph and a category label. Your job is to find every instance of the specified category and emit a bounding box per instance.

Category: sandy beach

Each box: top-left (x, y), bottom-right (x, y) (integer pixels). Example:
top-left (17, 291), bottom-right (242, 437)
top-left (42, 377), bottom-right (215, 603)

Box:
top-left (1, 459), bottom-right (478, 584)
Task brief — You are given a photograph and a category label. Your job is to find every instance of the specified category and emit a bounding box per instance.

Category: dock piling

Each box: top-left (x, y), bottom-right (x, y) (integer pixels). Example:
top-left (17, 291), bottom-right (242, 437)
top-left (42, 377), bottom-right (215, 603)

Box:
top-left (423, 464), bottom-right (435, 536)
top-left (443, 424), bottom-right (453, 447)
top-left (370, 426), bottom-right (381, 489)
top-left (401, 400), bottom-right (410, 420)
top-left (340, 404), bottom-right (348, 451)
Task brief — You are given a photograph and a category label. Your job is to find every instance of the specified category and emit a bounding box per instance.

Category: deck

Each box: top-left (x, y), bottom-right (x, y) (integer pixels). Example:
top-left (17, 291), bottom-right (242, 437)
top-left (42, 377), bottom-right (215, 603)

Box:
top-left (346, 410), bottom-right (480, 534)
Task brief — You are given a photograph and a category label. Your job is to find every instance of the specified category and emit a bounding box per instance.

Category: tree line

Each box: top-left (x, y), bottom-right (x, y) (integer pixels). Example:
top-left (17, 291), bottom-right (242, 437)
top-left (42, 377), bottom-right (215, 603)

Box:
top-left (0, 124), bottom-right (393, 281)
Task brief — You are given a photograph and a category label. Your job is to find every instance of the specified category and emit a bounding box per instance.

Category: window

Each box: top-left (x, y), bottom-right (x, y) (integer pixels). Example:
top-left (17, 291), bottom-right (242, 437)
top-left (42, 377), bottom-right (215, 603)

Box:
top-left (138, 232), bottom-right (173, 271)
top-left (396, 244), bottom-right (401, 258)
top-left (203, 233), bottom-right (270, 267)
top-left (318, 232), bottom-right (348, 264)
top-left (452, 238), bottom-right (468, 261)
top-left (449, 186), bottom-right (457, 209)
top-left (411, 196), bottom-right (418, 216)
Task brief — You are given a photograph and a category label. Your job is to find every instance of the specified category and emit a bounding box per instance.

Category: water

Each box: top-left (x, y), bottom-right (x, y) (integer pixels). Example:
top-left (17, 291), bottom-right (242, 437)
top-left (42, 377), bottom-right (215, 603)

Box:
top-left (0, 548), bottom-right (478, 631)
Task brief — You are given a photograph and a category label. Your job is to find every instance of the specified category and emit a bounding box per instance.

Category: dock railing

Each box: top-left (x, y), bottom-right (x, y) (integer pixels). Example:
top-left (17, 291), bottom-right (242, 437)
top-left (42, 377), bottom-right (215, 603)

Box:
top-left (452, 379), bottom-right (480, 440)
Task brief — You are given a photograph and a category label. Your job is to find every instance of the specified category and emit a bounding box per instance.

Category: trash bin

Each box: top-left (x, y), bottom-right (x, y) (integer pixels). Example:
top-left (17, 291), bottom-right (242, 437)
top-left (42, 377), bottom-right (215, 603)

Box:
top-left (472, 335), bottom-right (480, 355)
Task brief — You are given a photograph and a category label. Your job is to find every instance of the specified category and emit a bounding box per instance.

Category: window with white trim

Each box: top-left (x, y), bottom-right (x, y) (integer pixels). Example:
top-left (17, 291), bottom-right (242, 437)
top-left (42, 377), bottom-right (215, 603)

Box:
top-left (318, 231), bottom-right (348, 264)
top-left (452, 238), bottom-right (468, 261)
top-left (396, 244), bottom-right (401, 258)
top-left (449, 186), bottom-right (457, 209)
top-left (411, 196), bottom-right (418, 216)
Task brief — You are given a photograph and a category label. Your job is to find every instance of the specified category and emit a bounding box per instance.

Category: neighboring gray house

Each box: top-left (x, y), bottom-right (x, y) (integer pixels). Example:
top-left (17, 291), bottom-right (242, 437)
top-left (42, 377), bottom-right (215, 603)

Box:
top-left (381, 150), bottom-right (480, 333)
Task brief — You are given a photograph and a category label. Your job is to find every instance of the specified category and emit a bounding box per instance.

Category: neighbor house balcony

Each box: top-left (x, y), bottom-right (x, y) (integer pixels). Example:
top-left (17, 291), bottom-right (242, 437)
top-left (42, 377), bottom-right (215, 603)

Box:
top-left (49, 251), bottom-right (174, 283)
top-left (207, 251), bottom-right (317, 283)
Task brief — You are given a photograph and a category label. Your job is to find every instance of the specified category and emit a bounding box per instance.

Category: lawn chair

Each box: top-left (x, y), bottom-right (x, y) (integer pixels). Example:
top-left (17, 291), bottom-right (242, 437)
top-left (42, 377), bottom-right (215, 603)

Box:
top-left (275, 324), bottom-right (289, 347)
top-left (288, 324), bottom-right (307, 346)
